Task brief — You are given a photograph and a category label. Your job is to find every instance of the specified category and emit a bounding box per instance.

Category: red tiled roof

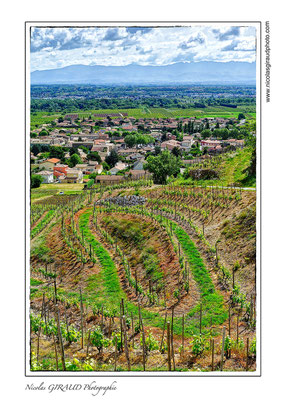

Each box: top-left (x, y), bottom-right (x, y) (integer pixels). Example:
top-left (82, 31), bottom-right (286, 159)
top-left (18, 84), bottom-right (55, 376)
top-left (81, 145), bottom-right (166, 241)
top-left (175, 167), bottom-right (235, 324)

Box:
top-left (47, 158), bottom-right (60, 164)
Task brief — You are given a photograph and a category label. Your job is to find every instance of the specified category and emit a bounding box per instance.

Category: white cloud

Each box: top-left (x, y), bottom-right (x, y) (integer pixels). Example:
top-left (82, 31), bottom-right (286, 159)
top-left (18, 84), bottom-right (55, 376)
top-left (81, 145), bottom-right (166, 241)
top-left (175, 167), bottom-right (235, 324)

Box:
top-left (30, 25), bottom-right (256, 71)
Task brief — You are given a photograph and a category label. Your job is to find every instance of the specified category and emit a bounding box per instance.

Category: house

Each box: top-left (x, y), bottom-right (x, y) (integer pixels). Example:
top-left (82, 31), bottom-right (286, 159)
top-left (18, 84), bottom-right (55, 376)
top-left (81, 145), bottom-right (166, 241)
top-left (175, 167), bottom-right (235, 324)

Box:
top-left (201, 140), bottom-right (222, 149)
top-left (94, 164), bottom-right (103, 174)
top-left (109, 167), bottom-right (120, 175)
top-left (161, 140), bottom-right (180, 151)
top-left (181, 140), bottom-right (194, 151)
top-left (95, 175), bottom-right (125, 185)
top-left (114, 161), bottom-right (128, 171)
top-left (207, 145), bottom-right (223, 154)
top-left (84, 164), bottom-right (103, 175)
top-left (121, 123), bottom-right (138, 132)
top-left (75, 164), bottom-right (88, 172)
top-left (78, 149), bottom-right (88, 160)
top-left (36, 170), bottom-right (54, 184)
top-left (53, 164), bottom-right (68, 178)
top-left (125, 170), bottom-right (151, 180)
top-left (65, 168), bottom-right (83, 183)
top-left (133, 159), bottom-right (146, 171)
top-left (40, 158), bottom-right (61, 171)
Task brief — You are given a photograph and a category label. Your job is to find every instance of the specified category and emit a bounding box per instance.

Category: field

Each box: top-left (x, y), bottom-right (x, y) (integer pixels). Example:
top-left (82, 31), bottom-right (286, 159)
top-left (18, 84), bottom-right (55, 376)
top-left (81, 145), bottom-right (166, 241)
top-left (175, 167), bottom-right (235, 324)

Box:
top-left (30, 105), bottom-right (255, 129)
top-left (30, 173), bottom-right (256, 372)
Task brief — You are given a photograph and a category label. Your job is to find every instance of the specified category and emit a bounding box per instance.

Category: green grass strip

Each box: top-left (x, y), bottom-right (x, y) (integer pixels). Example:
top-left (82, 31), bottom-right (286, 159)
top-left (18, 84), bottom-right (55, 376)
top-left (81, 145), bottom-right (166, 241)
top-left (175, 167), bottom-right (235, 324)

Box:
top-left (78, 210), bottom-right (124, 302)
top-left (170, 221), bottom-right (227, 327)
top-left (31, 210), bottom-right (55, 239)
top-left (77, 208), bottom-right (227, 336)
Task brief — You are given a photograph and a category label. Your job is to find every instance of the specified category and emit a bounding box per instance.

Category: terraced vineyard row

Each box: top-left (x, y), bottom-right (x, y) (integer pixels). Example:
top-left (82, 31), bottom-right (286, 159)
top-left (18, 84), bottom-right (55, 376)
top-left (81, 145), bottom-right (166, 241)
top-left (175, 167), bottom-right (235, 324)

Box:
top-left (30, 180), bottom-right (256, 372)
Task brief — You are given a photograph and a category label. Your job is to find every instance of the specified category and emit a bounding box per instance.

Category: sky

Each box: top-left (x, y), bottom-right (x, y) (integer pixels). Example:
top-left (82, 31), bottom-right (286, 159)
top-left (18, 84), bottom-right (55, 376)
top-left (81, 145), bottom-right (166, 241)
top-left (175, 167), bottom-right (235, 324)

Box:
top-left (30, 25), bottom-right (256, 72)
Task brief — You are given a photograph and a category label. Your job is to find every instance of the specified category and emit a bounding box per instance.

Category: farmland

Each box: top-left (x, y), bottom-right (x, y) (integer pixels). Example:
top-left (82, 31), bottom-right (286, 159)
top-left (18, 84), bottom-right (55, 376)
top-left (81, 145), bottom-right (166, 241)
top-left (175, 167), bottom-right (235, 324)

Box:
top-left (30, 178), bottom-right (256, 372)
top-left (31, 105), bottom-right (255, 130)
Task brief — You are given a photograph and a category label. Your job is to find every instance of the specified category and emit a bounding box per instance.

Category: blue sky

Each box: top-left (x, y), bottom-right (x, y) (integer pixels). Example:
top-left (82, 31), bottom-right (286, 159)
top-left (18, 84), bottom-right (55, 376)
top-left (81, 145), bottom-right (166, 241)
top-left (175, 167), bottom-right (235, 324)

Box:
top-left (30, 25), bottom-right (256, 71)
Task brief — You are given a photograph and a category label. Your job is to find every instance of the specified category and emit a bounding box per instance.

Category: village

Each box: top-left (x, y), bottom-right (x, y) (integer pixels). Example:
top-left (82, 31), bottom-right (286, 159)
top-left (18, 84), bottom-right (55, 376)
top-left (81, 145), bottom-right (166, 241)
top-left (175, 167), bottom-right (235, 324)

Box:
top-left (31, 112), bottom-right (246, 186)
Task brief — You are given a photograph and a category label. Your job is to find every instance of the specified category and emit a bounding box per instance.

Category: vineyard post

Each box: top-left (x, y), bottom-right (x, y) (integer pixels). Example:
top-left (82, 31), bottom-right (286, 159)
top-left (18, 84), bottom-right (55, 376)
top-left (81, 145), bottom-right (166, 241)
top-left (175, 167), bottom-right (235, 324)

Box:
top-left (171, 307), bottom-right (175, 371)
top-left (182, 313), bottom-right (185, 357)
top-left (109, 316), bottom-right (112, 339)
top-left (138, 302), bottom-right (146, 371)
top-left (80, 289), bottom-right (84, 349)
top-left (36, 322), bottom-right (41, 364)
top-left (120, 302), bottom-right (123, 352)
top-left (135, 270), bottom-right (138, 296)
top-left (54, 276), bottom-right (57, 304)
top-left (167, 322), bottom-right (171, 371)
top-left (220, 326), bottom-right (226, 371)
top-left (199, 303), bottom-right (202, 334)
top-left (246, 337), bottom-right (249, 371)
top-left (211, 338), bottom-right (215, 371)
top-left (55, 305), bottom-right (66, 371)
top-left (101, 305), bottom-right (104, 330)
top-left (228, 304), bottom-right (231, 336)
top-left (160, 311), bottom-right (167, 352)
top-left (121, 298), bottom-right (125, 317)
top-left (64, 305), bottom-right (70, 344)
top-left (215, 240), bottom-right (219, 267)
top-left (86, 329), bottom-right (91, 358)
top-left (114, 336), bottom-right (118, 372)
top-left (42, 293), bottom-right (47, 333)
top-left (122, 316), bottom-right (131, 371)
top-left (232, 268), bottom-right (235, 289)
top-left (250, 295), bottom-right (253, 324)
top-left (236, 313), bottom-right (239, 343)
top-left (52, 333), bottom-right (59, 371)
top-left (131, 312), bottom-right (134, 348)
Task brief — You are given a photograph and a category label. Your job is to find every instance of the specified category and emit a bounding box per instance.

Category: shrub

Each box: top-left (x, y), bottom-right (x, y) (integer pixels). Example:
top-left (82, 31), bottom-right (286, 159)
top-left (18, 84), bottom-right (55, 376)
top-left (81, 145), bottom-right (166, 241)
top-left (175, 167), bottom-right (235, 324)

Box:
top-left (31, 174), bottom-right (43, 189)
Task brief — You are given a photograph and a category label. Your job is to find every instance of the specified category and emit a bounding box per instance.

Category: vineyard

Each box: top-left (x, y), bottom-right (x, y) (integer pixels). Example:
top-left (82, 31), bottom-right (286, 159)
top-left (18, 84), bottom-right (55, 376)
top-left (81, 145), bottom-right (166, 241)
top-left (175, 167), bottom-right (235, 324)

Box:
top-left (30, 105), bottom-right (255, 128)
top-left (30, 179), bottom-right (256, 372)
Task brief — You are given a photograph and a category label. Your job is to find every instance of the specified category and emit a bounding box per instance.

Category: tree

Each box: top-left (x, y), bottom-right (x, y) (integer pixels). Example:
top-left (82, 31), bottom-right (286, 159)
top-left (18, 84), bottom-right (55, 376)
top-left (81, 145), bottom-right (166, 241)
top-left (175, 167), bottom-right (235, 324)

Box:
top-left (238, 113), bottom-right (245, 120)
top-left (50, 146), bottom-right (65, 161)
top-left (87, 151), bottom-right (101, 163)
top-left (69, 153), bottom-right (82, 167)
top-left (171, 146), bottom-right (182, 158)
top-left (78, 145), bottom-right (89, 154)
top-left (69, 147), bottom-right (79, 156)
top-left (31, 144), bottom-right (41, 156)
top-left (39, 129), bottom-right (49, 136)
top-left (154, 146), bottom-right (161, 155)
top-left (124, 134), bottom-right (137, 148)
top-left (144, 150), bottom-right (181, 184)
top-left (124, 133), bottom-right (154, 149)
top-left (88, 172), bottom-right (98, 180)
top-left (31, 175), bottom-right (43, 188)
top-left (105, 149), bottom-right (119, 168)
top-left (201, 129), bottom-right (211, 139)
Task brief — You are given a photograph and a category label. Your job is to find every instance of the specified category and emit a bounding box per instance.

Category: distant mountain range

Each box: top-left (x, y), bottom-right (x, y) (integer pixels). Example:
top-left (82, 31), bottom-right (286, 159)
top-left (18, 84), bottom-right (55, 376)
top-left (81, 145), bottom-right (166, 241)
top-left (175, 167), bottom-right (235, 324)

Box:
top-left (31, 62), bottom-right (256, 85)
